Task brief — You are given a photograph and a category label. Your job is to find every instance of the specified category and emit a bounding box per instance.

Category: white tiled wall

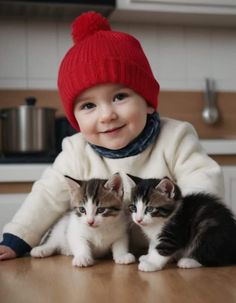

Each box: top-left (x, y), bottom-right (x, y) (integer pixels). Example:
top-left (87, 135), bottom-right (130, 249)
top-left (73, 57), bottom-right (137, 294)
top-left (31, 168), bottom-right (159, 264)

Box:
top-left (0, 18), bottom-right (236, 91)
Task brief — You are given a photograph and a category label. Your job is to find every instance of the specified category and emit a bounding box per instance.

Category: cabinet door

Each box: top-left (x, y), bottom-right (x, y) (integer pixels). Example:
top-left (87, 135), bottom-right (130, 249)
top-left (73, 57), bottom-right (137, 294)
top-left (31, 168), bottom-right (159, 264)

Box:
top-left (0, 194), bottom-right (27, 238)
top-left (131, 0), bottom-right (235, 6)
top-left (222, 166), bottom-right (236, 214)
top-left (115, 0), bottom-right (236, 26)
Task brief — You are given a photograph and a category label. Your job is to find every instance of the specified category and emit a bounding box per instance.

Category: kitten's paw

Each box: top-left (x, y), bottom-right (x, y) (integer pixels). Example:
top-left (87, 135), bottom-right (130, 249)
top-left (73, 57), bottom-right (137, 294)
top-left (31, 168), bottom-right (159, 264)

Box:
top-left (177, 258), bottom-right (202, 269)
top-left (72, 255), bottom-right (94, 267)
top-left (30, 246), bottom-right (54, 258)
top-left (114, 253), bottom-right (136, 265)
top-left (138, 260), bottom-right (163, 272)
top-left (139, 254), bottom-right (149, 262)
top-left (60, 247), bottom-right (72, 256)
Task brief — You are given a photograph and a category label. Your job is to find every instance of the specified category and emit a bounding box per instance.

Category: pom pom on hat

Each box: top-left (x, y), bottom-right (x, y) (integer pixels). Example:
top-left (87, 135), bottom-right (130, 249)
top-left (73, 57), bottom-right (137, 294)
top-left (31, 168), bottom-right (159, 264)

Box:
top-left (72, 11), bottom-right (111, 44)
top-left (58, 11), bottom-right (160, 131)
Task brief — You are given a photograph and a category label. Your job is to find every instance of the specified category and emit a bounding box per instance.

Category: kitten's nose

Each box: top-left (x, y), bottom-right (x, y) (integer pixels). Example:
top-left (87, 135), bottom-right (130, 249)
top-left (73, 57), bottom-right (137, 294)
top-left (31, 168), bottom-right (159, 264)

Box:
top-left (137, 218), bottom-right (143, 224)
top-left (88, 219), bottom-right (95, 226)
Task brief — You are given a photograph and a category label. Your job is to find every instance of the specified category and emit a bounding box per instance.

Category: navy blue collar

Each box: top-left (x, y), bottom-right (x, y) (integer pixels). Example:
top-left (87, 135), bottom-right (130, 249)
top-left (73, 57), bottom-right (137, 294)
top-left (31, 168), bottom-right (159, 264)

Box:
top-left (89, 112), bottom-right (161, 159)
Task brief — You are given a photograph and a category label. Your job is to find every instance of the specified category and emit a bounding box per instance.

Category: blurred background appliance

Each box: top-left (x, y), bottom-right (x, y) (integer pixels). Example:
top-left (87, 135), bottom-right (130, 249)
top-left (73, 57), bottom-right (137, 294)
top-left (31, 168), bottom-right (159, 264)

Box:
top-left (0, 97), bottom-right (75, 163)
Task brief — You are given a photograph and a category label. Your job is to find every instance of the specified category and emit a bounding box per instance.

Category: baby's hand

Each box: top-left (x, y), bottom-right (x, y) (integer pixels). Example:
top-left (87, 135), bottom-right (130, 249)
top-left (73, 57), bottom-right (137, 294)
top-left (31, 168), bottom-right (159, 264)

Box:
top-left (0, 245), bottom-right (17, 260)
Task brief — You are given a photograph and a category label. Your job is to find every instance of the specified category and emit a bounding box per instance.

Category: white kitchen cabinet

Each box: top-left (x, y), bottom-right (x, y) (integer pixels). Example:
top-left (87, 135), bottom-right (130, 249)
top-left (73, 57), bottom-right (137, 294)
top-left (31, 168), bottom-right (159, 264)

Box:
top-left (131, 0), bottom-right (236, 5)
top-left (116, 0), bottom-right (236, 12)
top-left (222, 166), bottom-right (236, 214)
top-left (0, 164), bottom-right (48, 239)
top-left (0, 194), bottom-right (27, 240)
top-left (111, 0), bottom-right (236, 26)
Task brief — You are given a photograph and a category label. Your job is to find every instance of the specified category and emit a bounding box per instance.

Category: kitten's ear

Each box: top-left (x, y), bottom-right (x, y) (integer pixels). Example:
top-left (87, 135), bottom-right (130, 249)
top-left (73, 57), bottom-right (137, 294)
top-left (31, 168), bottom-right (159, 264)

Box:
top-left (65, 175), bottom-right (82, 207)
top-left (156, 178), bottom-right (175, 199)
top-left (126, 174), bottom-right (142, 186)
top-left (104, 173), bottom-right (123, 198)
top-left (65, 176), bottom-right (81, 192)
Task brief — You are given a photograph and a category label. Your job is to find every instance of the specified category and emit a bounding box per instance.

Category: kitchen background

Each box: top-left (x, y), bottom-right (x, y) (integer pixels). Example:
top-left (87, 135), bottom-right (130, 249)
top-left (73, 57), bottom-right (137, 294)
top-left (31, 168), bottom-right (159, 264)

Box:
top-left (0, 13), bottom-right (236, 92)
top-left (0, 0), bottom-right (236, 233)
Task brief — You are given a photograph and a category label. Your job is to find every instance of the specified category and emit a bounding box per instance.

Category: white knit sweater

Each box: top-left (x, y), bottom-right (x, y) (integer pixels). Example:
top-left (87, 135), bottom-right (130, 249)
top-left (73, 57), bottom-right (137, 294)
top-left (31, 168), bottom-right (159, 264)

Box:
top-left (3, 118), bottom-right (224, 247)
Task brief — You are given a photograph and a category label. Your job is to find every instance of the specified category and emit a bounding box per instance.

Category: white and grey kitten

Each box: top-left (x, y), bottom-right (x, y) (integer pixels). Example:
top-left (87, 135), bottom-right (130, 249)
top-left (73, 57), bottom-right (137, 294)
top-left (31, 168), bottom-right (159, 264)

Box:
top-left (128, 175), bottom-right (236, 272)
top-left (31, 173), bottom-right (135, 267)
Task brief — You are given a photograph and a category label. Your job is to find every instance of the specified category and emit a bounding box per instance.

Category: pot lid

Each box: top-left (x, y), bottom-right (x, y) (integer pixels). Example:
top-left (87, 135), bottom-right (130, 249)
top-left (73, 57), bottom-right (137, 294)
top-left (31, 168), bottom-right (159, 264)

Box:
top-left (21, 97), bottom-right (56, 111)
top-left (1, 97), bottom-right (57, 112)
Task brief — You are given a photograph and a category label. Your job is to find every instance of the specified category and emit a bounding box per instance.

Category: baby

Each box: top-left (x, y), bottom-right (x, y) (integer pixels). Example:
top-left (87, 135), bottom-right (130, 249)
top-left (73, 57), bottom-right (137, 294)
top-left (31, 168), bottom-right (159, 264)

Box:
top-left (0, 11), bottom-right (223, 260)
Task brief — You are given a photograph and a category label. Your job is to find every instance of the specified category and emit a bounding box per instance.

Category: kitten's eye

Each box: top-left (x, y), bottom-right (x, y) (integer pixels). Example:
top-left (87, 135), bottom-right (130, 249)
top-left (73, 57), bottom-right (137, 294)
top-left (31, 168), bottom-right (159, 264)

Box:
top-left (80, 102), bottom-right (95, 110)
top-left (157, 207), bottom-right (172, 217)
top-left (128, 204), bottom-right (137, 213)
top-left (79, 207), bottom-right (86, 214)
top-left (96, 207), bottom-right (106, 214)
top-left (146, 206), bottom-right (154, 213)
top-left (113, 93), bottom-right (128, 102)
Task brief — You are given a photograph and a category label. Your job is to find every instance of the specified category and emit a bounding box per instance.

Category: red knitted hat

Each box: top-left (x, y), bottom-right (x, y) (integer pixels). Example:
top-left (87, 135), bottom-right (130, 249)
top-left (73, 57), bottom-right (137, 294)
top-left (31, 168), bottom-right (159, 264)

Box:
top-left (58, 11), bottom-right (160, 131)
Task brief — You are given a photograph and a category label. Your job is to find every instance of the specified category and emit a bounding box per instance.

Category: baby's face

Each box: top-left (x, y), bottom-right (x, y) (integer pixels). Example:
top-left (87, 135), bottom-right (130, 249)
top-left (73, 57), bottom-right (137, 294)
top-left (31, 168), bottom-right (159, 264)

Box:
top-left (74, 83), bottom-right (154, 150)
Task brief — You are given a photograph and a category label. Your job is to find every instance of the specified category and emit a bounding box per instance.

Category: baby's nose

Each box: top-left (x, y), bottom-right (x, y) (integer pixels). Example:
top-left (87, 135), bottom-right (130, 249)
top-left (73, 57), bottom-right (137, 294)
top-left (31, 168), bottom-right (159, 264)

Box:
top-left (100, 106), bottom-right (117, 122)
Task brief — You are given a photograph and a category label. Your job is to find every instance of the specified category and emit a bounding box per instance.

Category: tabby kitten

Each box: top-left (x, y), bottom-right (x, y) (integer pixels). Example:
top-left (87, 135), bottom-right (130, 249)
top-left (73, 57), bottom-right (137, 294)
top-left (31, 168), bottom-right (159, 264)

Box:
top-left (31, 173), bottom-right (135, 267)
top-left (128, 175), bottom-right (236, 272)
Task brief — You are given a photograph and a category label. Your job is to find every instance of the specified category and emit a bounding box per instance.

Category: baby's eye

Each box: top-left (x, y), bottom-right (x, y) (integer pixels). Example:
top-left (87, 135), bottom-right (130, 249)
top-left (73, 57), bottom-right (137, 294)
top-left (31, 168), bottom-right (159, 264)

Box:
top-left (79, 207), bottom-right (86, 214)
top-left (128, 204), bottom-right (137, 213)
top-left (146, 206), bottom-right (154, 213)
top-left (80, 102), bottom-right (95, 110)
top-left (96, 207), bottom-right (106, 214)
top-left (113, 93), bottom-right (128, 102)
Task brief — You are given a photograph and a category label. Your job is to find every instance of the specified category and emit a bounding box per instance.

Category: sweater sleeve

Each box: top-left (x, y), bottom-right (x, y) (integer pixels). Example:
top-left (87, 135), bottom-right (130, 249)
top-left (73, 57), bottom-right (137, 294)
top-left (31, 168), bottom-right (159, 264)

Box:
top-left (0, 233), bottom-right (31, 256)
top-left (2, 135), bottom-right (83, 248)
top-left (163, 120), bottom-right (224, 198)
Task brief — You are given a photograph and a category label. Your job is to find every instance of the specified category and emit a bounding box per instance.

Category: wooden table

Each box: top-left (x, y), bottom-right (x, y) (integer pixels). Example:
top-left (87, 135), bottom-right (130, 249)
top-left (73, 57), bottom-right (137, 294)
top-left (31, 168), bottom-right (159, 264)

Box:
top-left (1, 256), bottom-right (236, 303)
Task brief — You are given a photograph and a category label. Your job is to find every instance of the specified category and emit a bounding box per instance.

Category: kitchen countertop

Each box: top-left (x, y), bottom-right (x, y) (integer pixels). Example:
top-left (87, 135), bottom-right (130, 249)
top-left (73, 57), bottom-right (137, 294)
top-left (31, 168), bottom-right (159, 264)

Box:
top-left (0, 163), bottom-right (49, 182)
top-left (0, 140), bottom-right (236, 182)
top-left (1, 256), bottom-right (236, 303)
top-left (200, 139), bottom-right (236, 155)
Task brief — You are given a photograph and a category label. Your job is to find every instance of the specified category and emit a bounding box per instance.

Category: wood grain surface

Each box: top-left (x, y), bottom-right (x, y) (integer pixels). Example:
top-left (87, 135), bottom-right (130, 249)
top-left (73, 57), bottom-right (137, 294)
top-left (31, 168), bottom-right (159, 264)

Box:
top-left (1, 256), bottom-right (236, 303)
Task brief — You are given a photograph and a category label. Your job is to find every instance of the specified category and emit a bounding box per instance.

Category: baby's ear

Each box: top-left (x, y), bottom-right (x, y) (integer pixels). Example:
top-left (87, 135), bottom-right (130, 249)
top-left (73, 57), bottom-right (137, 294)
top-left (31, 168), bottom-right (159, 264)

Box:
top-left (104, 173), bottom-right (123, 198)
top-left (147, 106), bottom-right (155, 114)
top-left (126, 174), bottom-right (142, 188)
top-left (155, 178), bottom-right (175, 199)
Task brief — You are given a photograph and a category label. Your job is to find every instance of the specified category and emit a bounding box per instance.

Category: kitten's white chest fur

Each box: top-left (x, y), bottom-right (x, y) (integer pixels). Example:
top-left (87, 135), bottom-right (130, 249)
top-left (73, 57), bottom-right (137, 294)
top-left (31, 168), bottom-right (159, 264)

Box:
top-left (141, 221), bottom-right (165, 244)
top-left (67, 212), bottom-right (127, 258)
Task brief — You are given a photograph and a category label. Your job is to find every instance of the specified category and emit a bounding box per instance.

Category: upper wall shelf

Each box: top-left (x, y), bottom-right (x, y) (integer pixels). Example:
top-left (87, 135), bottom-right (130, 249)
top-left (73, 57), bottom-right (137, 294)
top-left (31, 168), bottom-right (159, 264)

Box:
top-left (0, 1), bottom-right (115, 21)
top-left (110, 0), bottom-right (236, 27)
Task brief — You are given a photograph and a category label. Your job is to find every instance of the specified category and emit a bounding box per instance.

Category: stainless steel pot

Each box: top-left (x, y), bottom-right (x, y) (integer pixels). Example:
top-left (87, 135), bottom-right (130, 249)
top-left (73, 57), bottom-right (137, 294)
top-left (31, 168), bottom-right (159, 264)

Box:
top-left (0, 97), bottom-right (56, 154)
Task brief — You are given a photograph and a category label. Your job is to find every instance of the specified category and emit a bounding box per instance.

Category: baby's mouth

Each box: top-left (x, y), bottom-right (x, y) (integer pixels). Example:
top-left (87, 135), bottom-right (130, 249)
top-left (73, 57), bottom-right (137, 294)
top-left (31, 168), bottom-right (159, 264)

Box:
top-left (102, 125), bottom-right (125, 133)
